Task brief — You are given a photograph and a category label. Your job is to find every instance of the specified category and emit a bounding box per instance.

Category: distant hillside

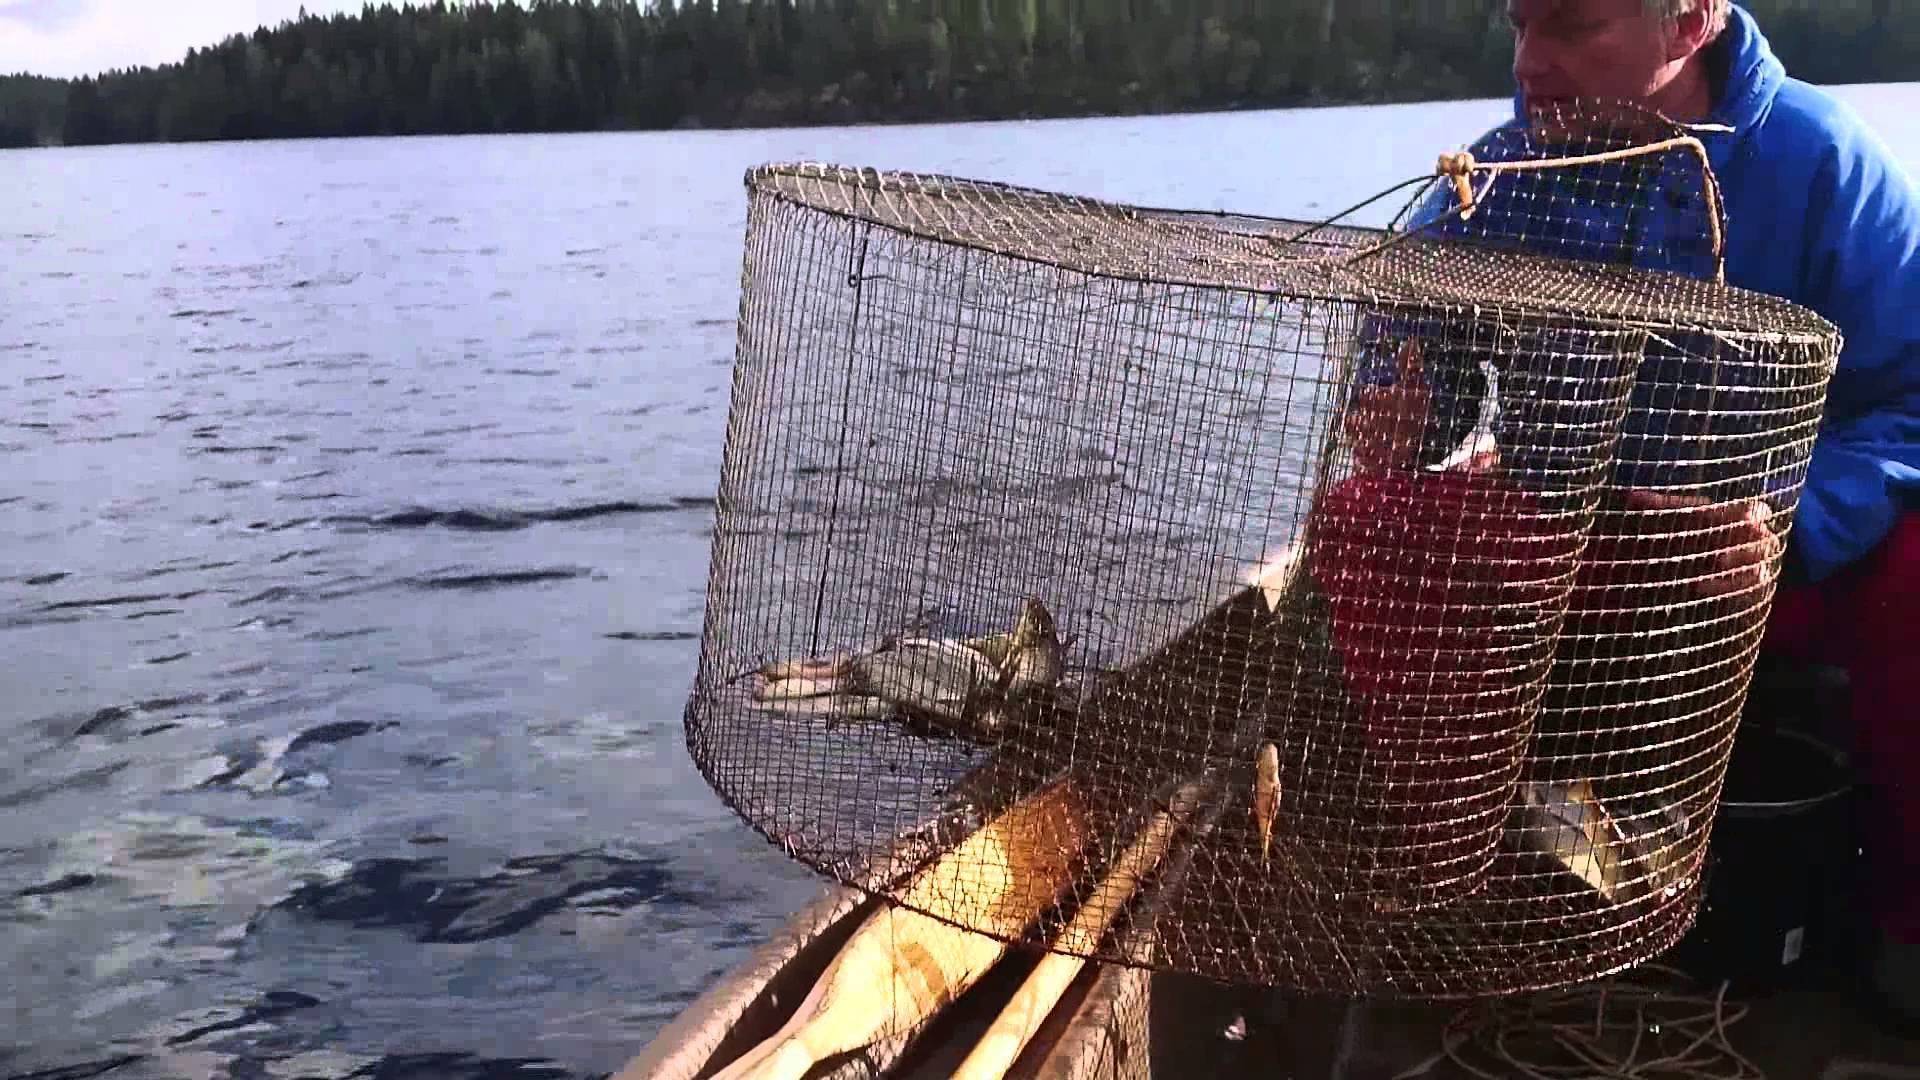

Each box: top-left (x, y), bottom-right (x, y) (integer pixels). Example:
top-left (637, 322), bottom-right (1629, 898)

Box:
top-left (2, 0), bottom-right (1915, 149)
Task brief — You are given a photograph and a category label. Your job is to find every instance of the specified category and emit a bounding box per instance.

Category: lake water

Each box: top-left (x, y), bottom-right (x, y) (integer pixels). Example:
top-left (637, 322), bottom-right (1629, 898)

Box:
top-left (5, 86), bottom-right (1917, 1079)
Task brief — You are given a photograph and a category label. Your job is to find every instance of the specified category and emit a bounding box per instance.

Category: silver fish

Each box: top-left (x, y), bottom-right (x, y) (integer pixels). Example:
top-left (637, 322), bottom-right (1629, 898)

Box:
top-left (750, 598), bottom-right (1070, 742)
top-left (1511, 780), bottom-right (1621, 901)
top-left (752, 674), bottom-right (850, 703)
top-left (1616, 798), bottom-right (1695, 901)
top-left (758, 654), bottom-right (853, 683)
top-left (848, 638), bottom-right (1003, 733)
top-left (1510, 781), bottom-right (1693, 906)
top-left (999, 596), bottom-right (1066, 697)
top-left (749, 694), bottom-right (891, 721)
top-left (956, 631), bottom-right (1016, 668)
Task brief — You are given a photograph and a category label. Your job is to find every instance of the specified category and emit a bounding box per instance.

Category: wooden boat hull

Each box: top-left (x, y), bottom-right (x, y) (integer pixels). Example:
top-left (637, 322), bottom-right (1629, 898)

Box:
top-left (613, 883), bottom-right (1153, 1080)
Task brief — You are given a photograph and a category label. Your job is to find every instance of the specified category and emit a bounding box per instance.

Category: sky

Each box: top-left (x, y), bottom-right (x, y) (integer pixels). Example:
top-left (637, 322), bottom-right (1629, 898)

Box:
top-left (0, 0), bottom-right (367, 79)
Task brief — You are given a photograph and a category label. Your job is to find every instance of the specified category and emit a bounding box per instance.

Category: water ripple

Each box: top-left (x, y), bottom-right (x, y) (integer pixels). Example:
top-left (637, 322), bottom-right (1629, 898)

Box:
top-left (276, 852), bottom-right (691, 945)
top-left (16, 872), bottom-right (99, 898)
top-left (284, 721), bottom-right (377, 755)
top-left (4, 1055), bottom-right (143, 1080)
top-left (327, 499), bottom-right (710, 533)
top-left (166, 990), bottom-right (321, 1047)
top-left (409, 568), bottom-right (593, 592)
top-left (38, 593), bottom-right (177, 614)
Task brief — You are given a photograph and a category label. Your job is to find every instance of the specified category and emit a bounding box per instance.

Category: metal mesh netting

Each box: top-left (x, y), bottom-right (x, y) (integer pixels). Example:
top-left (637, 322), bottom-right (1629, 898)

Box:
top-left (684, 102), bottom-right (1840, 998)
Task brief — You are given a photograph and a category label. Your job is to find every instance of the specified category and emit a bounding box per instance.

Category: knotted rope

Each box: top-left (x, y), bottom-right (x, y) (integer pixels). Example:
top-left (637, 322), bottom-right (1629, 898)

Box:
top-left (1429, 134), bottom-right (1727, 284)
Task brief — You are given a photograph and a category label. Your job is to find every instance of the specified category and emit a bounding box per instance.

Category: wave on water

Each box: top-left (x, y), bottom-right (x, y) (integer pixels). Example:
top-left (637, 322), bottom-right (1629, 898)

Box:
top-left (3, 1041), bottom-right (598, 1080)
top-left (37, 593), bottom-right (180, 614)
top-left (327, 499), bottom-right (712, 533)
top-left (408, 568), bottom-right (593, 591)
top-left (128, 560), bottom-right (240, 582)
top-left (3, 1054), bottom-right (146, 1080)
top-left (40, 564), bottom-right (603, 618)
top-left (55, 691), bottom-right (234, 742)
top-left (275, 851), bottom-right (693, 945)
top-left (322, 1052), bottom-right (598, 1080)
top-left (284, 720), bottom-right (377, 755)
top-left (165, 990), bottom-right (321, 1048)
top-left (16, 873), bottom-right (99, 898)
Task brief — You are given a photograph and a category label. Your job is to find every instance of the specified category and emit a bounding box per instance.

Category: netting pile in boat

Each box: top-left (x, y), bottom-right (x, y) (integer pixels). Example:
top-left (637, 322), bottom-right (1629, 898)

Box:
top-left (683, 100), bottom-right (1840, 999)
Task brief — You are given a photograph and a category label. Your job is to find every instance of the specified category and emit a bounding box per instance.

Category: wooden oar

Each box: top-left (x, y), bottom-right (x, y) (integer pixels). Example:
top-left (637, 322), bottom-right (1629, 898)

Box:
top-left (1018, 777), bottom-right (1230, 1080)
top-left (948, 781), bottom-right (1205, 1080)
top-left (710, 777), bottom-right (1089, 1080)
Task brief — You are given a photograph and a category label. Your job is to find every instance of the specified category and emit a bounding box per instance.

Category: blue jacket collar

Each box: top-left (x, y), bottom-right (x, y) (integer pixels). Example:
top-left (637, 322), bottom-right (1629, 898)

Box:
top-left (1710, 3), bottom-right (1786, 134)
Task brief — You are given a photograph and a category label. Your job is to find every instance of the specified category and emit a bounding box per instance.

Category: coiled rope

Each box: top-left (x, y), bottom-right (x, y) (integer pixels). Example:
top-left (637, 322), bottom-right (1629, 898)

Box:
top-left (1429, 964), bottom-right (1764, 1080)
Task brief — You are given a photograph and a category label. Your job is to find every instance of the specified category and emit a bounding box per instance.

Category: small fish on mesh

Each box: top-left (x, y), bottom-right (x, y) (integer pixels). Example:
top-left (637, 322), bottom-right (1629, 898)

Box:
top-left (1253, 742), bottom-right (1281, 868)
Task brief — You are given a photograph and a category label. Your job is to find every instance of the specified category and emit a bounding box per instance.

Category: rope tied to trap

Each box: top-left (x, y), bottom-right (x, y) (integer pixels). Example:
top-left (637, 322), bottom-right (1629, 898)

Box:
top-left (1427, 132), bottom-right (1728, 283)
top-left (1287, 112), bottom-right (1733, 283)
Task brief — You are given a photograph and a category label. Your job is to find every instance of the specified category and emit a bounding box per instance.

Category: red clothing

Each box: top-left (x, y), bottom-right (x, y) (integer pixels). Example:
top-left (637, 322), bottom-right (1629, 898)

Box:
top-left (1763, 511), bottom-right (1920, 945)
top-left (1307, 469), bottom-right (1582, 894)
top-left (1311, 468), bottom-right (1572, 738)
top-left (1301, 467), bottom-right (1919, 939)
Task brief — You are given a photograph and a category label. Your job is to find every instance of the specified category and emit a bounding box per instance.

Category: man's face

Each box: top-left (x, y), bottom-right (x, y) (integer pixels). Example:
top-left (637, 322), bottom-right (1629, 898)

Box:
top-left (1507, 0), bottom-right (1683, 109)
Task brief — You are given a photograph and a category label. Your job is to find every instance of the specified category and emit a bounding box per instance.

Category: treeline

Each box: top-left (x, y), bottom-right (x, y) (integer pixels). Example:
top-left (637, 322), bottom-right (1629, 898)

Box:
top-left (3, 0), bottom-right (1916, 149)
top-left (0, 75), bottom-right (67, 148)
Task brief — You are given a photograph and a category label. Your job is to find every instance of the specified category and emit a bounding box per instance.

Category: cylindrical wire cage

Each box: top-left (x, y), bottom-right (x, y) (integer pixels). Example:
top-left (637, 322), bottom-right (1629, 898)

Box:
top-left (684, 102), bottom-right (1840, 999)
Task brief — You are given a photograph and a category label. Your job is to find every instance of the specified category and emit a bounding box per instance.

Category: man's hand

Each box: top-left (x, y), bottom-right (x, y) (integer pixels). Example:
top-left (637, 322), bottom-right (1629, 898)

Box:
top-left (1618, 489), bottom-right (1783, 599)
top-left (1343, 339), bottom-right (1431, 473)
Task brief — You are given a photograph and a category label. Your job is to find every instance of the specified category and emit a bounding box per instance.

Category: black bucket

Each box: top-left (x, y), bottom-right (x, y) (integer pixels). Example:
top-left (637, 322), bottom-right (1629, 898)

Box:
top-left (1669, 717), bottom-right (1865, 994)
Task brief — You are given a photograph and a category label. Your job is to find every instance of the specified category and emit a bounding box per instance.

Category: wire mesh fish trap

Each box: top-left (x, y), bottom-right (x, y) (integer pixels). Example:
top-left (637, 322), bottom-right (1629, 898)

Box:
top-left (684, 101), bottom-right (1840, 998)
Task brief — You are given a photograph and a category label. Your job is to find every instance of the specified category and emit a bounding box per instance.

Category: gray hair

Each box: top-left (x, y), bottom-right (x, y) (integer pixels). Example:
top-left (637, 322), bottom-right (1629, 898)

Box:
top-left (1646, 0), bottom-right (1731, 39)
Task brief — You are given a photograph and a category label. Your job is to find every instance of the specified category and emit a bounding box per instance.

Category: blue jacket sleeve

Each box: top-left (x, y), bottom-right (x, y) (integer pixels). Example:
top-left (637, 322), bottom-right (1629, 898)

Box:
top-left (1784, 123), bottom-right (1920, 585)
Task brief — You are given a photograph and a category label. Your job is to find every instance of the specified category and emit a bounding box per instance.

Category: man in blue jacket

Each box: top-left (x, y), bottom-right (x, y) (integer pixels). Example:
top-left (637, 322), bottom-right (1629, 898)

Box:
top-left (1353, 0), bottom-right (1919, 1023)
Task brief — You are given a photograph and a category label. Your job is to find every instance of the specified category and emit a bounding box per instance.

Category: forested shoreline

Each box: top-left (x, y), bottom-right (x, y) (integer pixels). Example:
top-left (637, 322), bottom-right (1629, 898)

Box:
top-left (2, 0), bottom-right (1914, 149)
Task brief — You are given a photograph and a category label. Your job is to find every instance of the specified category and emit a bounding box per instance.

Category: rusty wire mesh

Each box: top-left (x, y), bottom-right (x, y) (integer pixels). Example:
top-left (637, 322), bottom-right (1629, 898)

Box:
top-left (683, 101), bottom-right (1840, 998)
